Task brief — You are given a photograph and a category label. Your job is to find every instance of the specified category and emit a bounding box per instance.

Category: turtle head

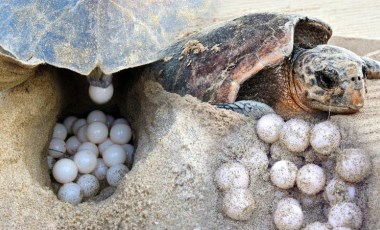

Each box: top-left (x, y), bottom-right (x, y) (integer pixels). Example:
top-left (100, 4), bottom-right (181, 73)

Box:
top-left (292, 45), bottom-right (367, 114)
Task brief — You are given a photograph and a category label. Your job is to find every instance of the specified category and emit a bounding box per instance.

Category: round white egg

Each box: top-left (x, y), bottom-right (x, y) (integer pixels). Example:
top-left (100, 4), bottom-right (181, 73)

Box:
top-left (86, 121), bottom-right (108, 144)
top-left (303, 222), bottom-right (329, 230)
top-left (270, 160), bottom-right (298, 189)
top-left (87, 110), bottom-right (107, 124)
top-left (92, 159), bottom-right (108, 180)
top-left (336, 148), bottom-right (371, 183)
top-left (310, 121), bottom-right (341, 155)
top-left (78, 142), bottom-right (99, 158)
top-left (256, 113), bottom-right (284, 144)
top-left (222, 188), bottom-right (256, 221)
top-left (273, 198), bottom-right (304, 230)
top-left (66, 136), bottom-right (81, 155)
top-left (57, 182), bottom-right (83, 205)
top-left (296, 164), bottom-right (326, 195)
top-left (52, 159), bottom-right (78, 183)
top-left (103, 144), bottom-right (127, 167)
top-left (98, 138), bottom-right (114, 154)
top-left (110, 124), bottom-right (132, 145)
top-left (76, 174), bottom-right (100, 198)
top-left (324, 178), bottom-right (355, 205)
top-left (280, 119), bottom-right (311, 153)
top-left (72, 118), bottom-right (86, 135)
top-left (77, 125), bottom-right (89, 143)
top-left (73, 150), bottom-right (98, 174)
top-left (48, 138), bottom-right (66, 158)
top-left (52, 123), bottom-right (68, 140)
top-left (214, 162), bottom-right (250, 191)
top-left (89, 84), bottom-right (114, 104)
top-left (63, 116), bottom-right (77, 135)
top-left (106, 164), bottom-right (129, 186)
top-left (328, 202), bottom-right (362, 229)
top-left (112, 118), bottom-right (128, 125)
top-left (238, 147), bottom-right (269, 178)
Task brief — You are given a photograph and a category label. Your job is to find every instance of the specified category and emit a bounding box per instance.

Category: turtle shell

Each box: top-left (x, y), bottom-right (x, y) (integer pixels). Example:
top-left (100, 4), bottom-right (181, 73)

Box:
top-left (0, 0), bottom-right (214, 76)
top-left (158, 13), bottom-right (332, 103)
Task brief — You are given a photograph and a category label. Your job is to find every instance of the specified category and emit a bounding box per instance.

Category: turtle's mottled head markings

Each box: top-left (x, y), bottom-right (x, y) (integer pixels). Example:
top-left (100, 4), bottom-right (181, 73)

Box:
top-left (292, 45), bottom-right (366, 114)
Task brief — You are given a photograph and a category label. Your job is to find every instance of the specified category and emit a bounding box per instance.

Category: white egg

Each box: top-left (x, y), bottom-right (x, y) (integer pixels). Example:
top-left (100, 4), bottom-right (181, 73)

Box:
top-left (63, 116), bottom-right (77, 135)
top-left (92, 159), bottom-right (108, 180)
top-left (103, 144), bottom-right (127, 167)
top-left (77, 125), bottom-right (89, 143)
top-left (66, 136), bottom-right (81, 155)
top-left (72, 118), bottom-right (87, 135)
top-left (238, 147), bottom-right (269, 178)
top-left (336, 148), bottom-right (371, 183)
top-left (86, 121), bottom-right (108, 144)
top-left (73, 150), bottom-right (98, 174)
top-left (78, 142), bottom-right (99, 158)
top-left (87, 110), bottom-right (107, 124)
top-left (110, 124), bottom-right (132, 145)
top-left (52, 159), bottom-right (78, 183)
top-left (214, 162), bottom-right (250, 191)
top-left (280, 119), bottom-right (311, 153)
top-left (310, 121), bottom-right (341, 155)
top-left (58, 182), bottom-right (83, 205)
top-left (112, 118), bottom-right (128, 126)
top-left (296, 164), bottom-right (326, 195)
top-left (270, 160), bottom-right (298, 189)
top-left (121, 144), bottom-right (135, 167)
top-left (48, 138), bottom-right (66, 158)
top-left (76, 174), bottom-right (100, 198)
top-left (89, 84), bottom-right (114, 104)
top-left (107, 164), bottom-right (129, 186)
top-left (273, 198), bottom-right (304, 230)
top-left (222, 188), bottom-right (256, 221)
top-left (256, 114), bottom-right (284, 144)
top-left (52, 123), bottom-right (68, 140)
top-left (47, 156), bottom-right (56, 170)
top-left (324, 178), bottom-right (356, 204)
top-left (98, 138), bottom-right (114, 155)
top-left (328, 202), bottom-right (362, 229)
top-left (106, 115), bottom-right (115, 128)
top-left (303, 222), bottom-right (330, 230)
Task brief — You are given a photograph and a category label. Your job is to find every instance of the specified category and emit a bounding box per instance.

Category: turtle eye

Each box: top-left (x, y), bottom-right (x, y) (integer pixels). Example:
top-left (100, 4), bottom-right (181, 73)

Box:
top-left (315, 70), bottom-right (339, 89)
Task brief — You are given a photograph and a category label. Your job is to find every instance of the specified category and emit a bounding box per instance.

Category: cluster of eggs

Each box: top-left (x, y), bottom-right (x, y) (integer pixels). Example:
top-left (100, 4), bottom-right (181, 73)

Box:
top-left (47, 110), bottom-right (134, 205)
top-left (214, 113), bottom-right (371, 229)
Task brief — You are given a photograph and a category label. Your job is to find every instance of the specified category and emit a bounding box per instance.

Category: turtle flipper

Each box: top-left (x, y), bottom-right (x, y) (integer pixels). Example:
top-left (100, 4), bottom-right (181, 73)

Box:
top-left (214, 100), bottom-right (275, 119)
top-left (363, 57), bottom-right (380, 79)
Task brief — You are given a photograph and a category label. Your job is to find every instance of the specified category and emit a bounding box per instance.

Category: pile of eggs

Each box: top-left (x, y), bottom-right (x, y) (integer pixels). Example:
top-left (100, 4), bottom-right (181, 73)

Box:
top-left (214, 114), bottom-right (371, 230)
top-left (47, 110), bottom-right (134, 204)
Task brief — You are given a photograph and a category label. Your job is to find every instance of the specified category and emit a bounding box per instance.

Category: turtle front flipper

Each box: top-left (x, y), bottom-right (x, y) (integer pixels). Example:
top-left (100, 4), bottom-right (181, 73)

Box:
top-left (362, 57), bottom-right (380, 79)
top-left (214, 100), bottom-right (275, 119)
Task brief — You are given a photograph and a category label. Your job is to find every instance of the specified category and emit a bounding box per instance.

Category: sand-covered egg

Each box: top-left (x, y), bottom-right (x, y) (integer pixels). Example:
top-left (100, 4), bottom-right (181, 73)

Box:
top-left (303, 222), bottom-right (330, 230)
top-left (58, 182), bottom-right (83, 205)
top-left (310, 121), bottom-right (341, 155)
top-left (238, 146), bottom-right (269, 178)
top-left (273, 198), bottom-right (304, 230)
top-left (280, 119), bottom-right (311, 153)
top-left (324, 178), bottom-right (355, 204)
top-left (270, 160), bottom-right (298, 189)
top-left (107, 164), bottom-right (129, 186)
top-left (256, 113), bottom-right (284, 143)
top-left (214, 162), bottom-right (250, 191)
top-left (296, 164), bottom-right (326, 195)
top-left (222, 188), bottom-right (256, 221)
top-left (328, 202), bottom-right (362, 229)
top-left (336, 148), bottom-right (371, 183)
top-left (76, 174), bottom-right (100, 198)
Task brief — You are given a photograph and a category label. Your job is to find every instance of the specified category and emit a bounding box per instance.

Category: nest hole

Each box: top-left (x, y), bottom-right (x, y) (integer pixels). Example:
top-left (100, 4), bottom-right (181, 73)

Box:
top-left (46, 67), bottom-right (143, 203)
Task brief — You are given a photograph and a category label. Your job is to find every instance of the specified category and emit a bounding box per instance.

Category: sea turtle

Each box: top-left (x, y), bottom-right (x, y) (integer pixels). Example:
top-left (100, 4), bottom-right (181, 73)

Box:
top-left (151, 13), bottom-right (380, 119)
top-left (0, 0), bottom-right (214, 93)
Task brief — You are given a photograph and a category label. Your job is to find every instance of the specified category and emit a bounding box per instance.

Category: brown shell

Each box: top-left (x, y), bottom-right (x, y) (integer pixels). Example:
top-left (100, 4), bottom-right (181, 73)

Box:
top-left (156, 13), bottom-right (332, 103)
